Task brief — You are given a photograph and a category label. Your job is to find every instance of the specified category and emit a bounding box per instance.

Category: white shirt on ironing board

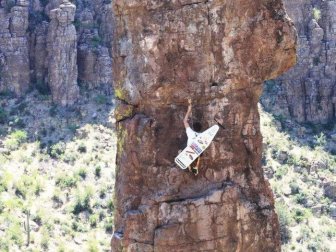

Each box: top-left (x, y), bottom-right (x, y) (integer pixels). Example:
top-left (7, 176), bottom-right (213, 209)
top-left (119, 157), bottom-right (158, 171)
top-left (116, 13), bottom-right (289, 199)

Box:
top-left (186, 127), bottom-right (199, 146)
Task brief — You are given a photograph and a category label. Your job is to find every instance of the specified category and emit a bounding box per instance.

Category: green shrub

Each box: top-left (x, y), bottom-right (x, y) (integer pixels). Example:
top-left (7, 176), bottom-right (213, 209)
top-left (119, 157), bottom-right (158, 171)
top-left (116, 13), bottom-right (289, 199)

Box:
top-left (292, 208), bottom-right (310, 223)
top-left (89, 214), bottom-right (99, 228)
top-left (99, 186), bottom-right (107, 199)
top-left (295, 192), bottom-right (308, 205)
top-left (97, 210), bottom-right (105, 221)
top-left (94, 94), bottom-right (108, 104)
top-left (275, 165), bottom-right (288, 180)
top-left (107, 198), bottom-right (114, 212)
top-left (14, 173), bottom-right (43, 199)
top-left (325, 225), bottom-right (336, 238)
top-left (0, 171), bottom-right (13, 192)
top-left (57, 242), bottom-right (67, 252)
top-left (52, 188), bottom-right (62, 203)
top-left (313, 7), bottom-right (321, 21)
top-left (32, 210), bottom-right (44, 226)
top-left (94, 165), bottom-right (101, 178)
top-left (314, 132), bottom-right (326, 147)
top-left (307, 241), bottom-right (321, 252)
top-left (104, 217), bottom-right (113, 233)
top-left (289, 181), bottom-right (300, 194)
top-left (71, 187), bottom-right (94, 215)
top-left (275, 202), bottom-right (292, 244)
top-left (87, 239), bottom-right (100, 252)
top-left (41, 228), bottom-right (50, 249)
top-left (71, 220), bottom-right (88, 232)
top-left (77, 142), bottom-right (87, 153)
top-left (0, 237), bottom-right (9, 251)
top-left (297, 225), bottom-right (311, 242)
top-left (55, 173), bottom-right (78, 189)
top-left (76, 167), bottom-right (87, 180)
top-left (3, 197), bottom-right (23, 211)
top-left (287, 155), bottom-right (302, 166)
top-left (61, 151), bottom-right (77, 164)
top-left (6, 221), bottom-right (24, 247)
top-left (49, 142), bottom-right (66, 159)
top-left (91, 36), bottom-right (102, 48)
top-left (4, 130), bottom-right (28, 150)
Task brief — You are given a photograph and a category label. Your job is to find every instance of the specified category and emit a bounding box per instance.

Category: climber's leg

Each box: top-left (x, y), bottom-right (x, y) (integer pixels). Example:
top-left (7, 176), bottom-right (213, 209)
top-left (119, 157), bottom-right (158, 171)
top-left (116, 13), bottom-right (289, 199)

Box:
top-left (194, 157), bottom-right (201, 175)
top-left (190, 157), bottom-right (200, 175)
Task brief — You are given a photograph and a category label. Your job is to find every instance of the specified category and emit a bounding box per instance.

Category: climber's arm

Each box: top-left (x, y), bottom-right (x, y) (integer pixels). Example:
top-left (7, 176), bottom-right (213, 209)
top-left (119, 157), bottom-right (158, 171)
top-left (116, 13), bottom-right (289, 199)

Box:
top-left (183, 101), bottom-right (192, 129)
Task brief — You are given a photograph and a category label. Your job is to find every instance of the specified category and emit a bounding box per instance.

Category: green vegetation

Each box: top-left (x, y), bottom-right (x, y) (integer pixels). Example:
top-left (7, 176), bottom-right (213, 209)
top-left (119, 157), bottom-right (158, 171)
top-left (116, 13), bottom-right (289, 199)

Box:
top-left (261, 105), bottom-right (336, 251)
top-left (0, 91), bottom-right (116, 251)
top-left (91, 35), bottom-right (103, 48)
top-left (94, 94), bottom-right (109, 104)
top-left (276, 202), bottom-right (292, 243)
top-left (312, 7), bottom-right (321, 21)
top-left (4, 130), bottom-right (28, 150)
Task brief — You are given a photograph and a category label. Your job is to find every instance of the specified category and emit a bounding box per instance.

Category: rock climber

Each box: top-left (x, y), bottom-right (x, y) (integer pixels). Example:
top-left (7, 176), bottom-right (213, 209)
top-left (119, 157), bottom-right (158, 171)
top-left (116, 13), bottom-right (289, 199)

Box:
top-left (183, 99), bottom-right (203, 175)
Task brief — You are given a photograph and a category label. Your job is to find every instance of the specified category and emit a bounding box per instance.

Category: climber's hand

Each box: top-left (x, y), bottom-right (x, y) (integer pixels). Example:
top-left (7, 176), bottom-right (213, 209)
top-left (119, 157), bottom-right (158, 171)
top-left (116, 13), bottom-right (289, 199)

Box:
top-left (188, 98), bottom-right (192, 105)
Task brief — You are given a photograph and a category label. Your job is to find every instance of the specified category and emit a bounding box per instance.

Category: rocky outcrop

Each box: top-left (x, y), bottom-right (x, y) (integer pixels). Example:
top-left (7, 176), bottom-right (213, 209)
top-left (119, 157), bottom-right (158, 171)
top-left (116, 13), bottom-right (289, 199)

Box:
top-left (47, 0), bottom-right (79, 106)
top-left (0, 0), bottom-right (30, 95)
top-left (76, 0), bottom-right (114, 93)
top-left (111, 0), bottom-right (296, 251)
top-left (0, 0), bottom-right (114, 105)
top-left (261, 0), bottom-right (336, 124)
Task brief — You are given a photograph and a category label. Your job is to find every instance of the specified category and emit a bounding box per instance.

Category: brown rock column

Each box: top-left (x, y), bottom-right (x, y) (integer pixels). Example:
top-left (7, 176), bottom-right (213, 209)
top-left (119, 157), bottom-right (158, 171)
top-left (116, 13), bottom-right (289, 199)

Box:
top-left (47, 0), bottom-right (79, 106)
top-left (111, 1), bottom-right (296, 251)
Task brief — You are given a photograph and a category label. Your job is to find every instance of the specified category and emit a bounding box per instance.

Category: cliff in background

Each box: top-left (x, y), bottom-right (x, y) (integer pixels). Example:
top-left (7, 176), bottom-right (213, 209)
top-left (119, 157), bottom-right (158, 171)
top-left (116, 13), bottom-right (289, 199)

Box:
top-left (261, 0), bottom-right (336, 124)
top-left (111, 0), bottom-right (296, 251)
top-left (0, 0), bottom-right (113, 106)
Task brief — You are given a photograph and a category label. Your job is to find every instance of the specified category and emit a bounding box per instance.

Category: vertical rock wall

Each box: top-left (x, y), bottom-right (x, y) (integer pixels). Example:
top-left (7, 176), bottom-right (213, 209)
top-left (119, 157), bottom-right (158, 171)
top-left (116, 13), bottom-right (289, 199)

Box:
top-left (76, 0), bottom-right (114, 93)
top-left (47, 1), bottom-right (79, 106)
top-left (112, 0), bottom-right (297, 251)
top-left (261, 0), bottom-right (336, 124)
top-left (0, 0), bottom-right (30, 95)
top-left (0, 0), bottom-right (114, 105)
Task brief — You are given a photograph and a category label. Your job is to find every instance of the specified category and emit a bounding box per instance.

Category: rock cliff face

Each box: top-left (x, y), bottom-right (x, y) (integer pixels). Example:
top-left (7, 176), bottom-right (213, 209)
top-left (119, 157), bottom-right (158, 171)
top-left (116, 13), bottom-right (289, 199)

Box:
top-left (0, 0), bottom-right (30, 95)
top-left (261, 0), bottom-right (336, 124)
top-left (0, 0), bottom-right (113, 105)
top-left (112, 0), bottom-right (296, 251)
top-left (47, 1), bottom-right (79, 106)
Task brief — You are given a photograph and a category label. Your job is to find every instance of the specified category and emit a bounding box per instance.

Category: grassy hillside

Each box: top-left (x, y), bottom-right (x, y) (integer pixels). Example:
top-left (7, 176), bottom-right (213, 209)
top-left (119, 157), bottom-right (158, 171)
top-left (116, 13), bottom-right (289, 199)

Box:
top-left (0, 89), bottom-right (335, 252)
top-left (260, 105), bottom-right (336, 252)
top-left (0, 90), bottom-right (116, 251)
